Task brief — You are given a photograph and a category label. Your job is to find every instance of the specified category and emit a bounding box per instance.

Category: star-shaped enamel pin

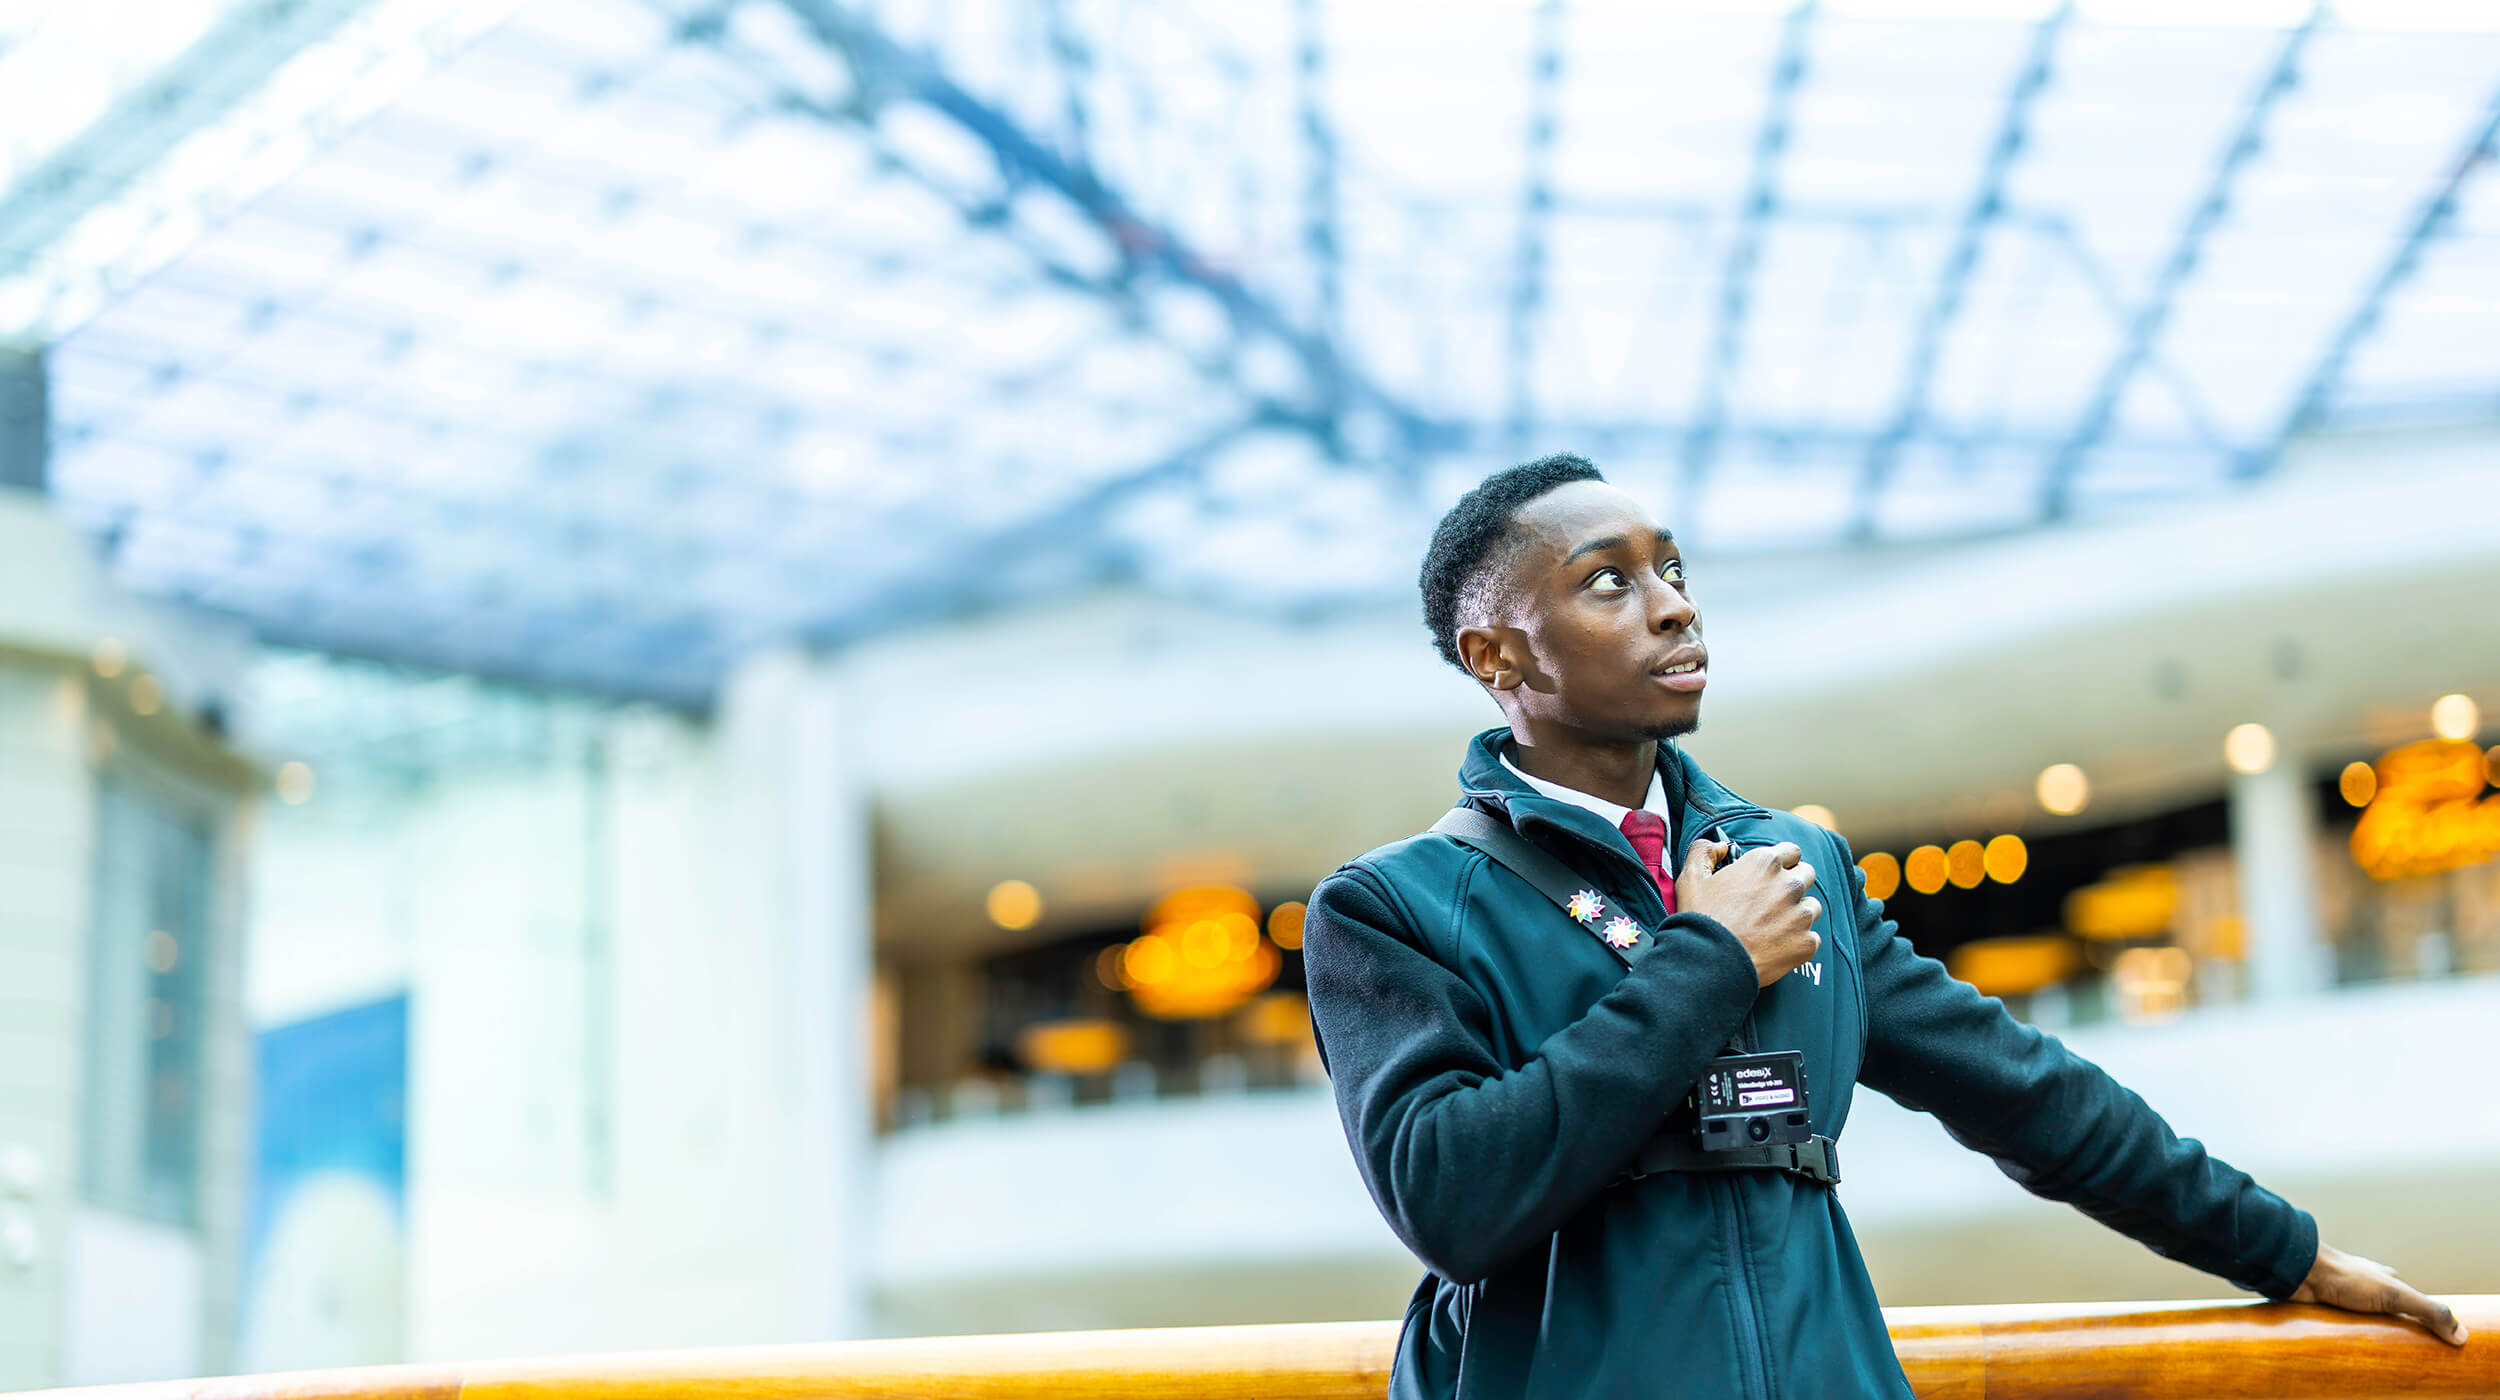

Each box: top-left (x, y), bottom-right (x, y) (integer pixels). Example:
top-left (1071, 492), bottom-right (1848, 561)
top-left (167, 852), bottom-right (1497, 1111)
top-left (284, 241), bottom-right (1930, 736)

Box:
top-left (1566, 890), bottom-right (1605, 923)
top-left (1602, 917), bottom-right (1642, 950)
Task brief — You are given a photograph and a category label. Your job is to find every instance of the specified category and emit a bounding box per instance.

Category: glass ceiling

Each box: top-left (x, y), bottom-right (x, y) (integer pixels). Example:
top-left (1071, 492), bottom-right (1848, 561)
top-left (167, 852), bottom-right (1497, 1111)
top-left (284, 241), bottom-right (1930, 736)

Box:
top-left (12, 0), bottom-right (2500, 701)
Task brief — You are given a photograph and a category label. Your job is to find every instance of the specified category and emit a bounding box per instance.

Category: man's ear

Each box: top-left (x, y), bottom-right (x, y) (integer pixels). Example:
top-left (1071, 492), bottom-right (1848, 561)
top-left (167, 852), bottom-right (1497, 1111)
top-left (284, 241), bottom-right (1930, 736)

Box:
top-left (1456, 626), bottom-right (1528, 692)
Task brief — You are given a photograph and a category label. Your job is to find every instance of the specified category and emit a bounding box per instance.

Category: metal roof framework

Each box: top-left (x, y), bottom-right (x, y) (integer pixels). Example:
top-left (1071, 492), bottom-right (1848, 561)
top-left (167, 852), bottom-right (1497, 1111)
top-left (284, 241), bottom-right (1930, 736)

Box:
top-left (8, 0), bottom-right (2500, 702)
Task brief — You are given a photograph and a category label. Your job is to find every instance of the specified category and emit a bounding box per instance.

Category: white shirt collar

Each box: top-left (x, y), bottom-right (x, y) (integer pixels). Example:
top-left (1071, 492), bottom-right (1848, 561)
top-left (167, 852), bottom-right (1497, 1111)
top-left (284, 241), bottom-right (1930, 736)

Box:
top-left (1500, 747), bottom-right (1672, 840)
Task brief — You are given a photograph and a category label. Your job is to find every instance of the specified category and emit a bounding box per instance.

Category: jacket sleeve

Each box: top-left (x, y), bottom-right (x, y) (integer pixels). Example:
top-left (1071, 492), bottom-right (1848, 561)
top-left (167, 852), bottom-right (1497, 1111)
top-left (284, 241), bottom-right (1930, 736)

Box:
top-left (1302, 855), bottom-right (1760, 1285)
top-left (1845, 848), bottom-right (2319, 1300)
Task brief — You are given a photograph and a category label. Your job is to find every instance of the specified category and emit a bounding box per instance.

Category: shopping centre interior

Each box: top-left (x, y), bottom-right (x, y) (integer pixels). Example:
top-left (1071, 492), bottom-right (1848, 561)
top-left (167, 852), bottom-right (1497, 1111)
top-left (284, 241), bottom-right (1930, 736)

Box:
top-left (4, 0), bottom-right (2500, 1387)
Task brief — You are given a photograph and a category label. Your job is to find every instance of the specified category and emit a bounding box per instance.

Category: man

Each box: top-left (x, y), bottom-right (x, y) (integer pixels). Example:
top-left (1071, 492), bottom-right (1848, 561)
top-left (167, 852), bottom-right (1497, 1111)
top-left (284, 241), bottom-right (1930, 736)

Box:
top-left (1302, 455), bottom-right (2465, 1399)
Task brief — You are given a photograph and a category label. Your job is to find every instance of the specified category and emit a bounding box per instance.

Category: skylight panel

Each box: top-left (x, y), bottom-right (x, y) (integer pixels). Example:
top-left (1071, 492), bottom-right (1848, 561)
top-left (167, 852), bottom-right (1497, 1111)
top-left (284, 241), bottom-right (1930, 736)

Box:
top-left (1531, 217), bottom-right (1693, 423)
top-left (0, 0), bottom-right (247, 198)
top-left (1551, 8), bottom-right (1777, 204)
top-left (1922, 233), bottom-right (2116, 434)
top-left (2334, 238), bottom-right (2500, 402)
top-left (1322, 5), bottom-right (1535, 202)
top-left (53, 435), bottom-right (198, 505)
top-left (2009, 23), bottom-right (2280, 298)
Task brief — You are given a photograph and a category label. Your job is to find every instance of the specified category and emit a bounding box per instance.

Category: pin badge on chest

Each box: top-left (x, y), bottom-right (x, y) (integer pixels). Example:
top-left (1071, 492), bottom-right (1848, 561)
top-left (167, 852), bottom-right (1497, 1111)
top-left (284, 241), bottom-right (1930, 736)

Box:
top-left (1566, 890), bottom-right (1605, 923)
top-left (1601, 916), bottom-right (1643, 950)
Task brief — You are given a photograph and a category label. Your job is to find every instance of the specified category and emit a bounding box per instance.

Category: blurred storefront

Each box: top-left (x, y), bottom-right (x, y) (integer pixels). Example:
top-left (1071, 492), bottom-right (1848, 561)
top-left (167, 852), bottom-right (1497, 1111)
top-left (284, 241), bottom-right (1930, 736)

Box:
top-left (0, 487), bottom-right (259, 1389)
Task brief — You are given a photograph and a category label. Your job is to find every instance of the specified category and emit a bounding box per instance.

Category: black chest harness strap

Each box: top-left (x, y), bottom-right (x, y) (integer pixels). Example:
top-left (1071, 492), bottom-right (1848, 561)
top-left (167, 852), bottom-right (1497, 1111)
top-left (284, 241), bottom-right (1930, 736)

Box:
top-left (1428, 805), bottom-right (1841, 1188)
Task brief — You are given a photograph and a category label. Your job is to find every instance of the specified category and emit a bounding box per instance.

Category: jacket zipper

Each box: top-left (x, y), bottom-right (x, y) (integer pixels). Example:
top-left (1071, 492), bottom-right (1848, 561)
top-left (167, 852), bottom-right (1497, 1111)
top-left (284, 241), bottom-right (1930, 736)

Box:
top-left (1715, 1177), bottom-right (1774, 1400)
top-left (1684, 787), bottom-right (1773, 1054)
top-left (1477, 775), bottom-right (1785, 1399)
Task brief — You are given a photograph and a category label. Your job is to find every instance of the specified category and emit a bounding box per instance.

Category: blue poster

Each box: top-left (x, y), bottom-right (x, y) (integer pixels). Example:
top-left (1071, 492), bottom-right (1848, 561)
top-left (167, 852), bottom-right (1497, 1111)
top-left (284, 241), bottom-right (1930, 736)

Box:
top-left (239, 995), bottom-right (408, 1368)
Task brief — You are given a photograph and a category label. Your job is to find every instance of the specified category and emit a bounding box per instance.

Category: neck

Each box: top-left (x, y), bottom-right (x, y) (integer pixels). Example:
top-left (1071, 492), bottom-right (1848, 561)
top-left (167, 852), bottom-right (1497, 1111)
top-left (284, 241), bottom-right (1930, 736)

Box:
top-left (1505, 725), bottom-right (1656, 811)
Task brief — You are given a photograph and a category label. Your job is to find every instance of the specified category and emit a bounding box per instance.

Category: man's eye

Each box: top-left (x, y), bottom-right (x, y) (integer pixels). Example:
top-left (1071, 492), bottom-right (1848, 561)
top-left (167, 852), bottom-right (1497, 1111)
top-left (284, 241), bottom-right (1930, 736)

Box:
top-left (1660, 560), bottom-right (1687, 584)
top-left (1590, 567), bottom-right (1629, 593)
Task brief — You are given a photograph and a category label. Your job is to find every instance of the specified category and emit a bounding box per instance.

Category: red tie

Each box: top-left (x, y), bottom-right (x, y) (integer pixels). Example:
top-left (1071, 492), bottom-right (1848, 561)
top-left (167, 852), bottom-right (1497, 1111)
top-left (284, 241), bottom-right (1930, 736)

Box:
top-left (1619, 810), bottom-right (1677, 916)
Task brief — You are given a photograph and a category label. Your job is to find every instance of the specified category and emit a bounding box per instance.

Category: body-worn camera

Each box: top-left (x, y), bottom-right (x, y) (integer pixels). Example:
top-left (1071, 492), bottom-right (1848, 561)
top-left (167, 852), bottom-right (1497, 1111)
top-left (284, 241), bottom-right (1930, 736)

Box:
top-left (1688, 1050), bottom-right (1812, 1150)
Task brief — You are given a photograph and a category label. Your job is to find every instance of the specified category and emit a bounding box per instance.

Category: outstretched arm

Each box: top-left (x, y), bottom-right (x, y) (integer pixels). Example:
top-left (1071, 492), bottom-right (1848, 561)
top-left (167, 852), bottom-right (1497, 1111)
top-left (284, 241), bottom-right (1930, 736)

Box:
top-left (1843, 849), bottom-right (2464, 1345)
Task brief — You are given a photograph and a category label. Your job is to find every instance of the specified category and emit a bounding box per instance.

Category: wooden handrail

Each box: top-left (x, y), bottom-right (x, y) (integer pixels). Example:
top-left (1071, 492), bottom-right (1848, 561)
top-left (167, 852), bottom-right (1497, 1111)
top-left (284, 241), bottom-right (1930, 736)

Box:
top-left (11, 1297), bottom-right (2492, 1400)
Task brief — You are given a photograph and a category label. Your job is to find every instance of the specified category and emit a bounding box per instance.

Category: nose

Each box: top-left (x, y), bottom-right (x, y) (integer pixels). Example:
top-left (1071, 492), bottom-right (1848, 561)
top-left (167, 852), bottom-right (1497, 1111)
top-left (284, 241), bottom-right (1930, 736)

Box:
top-left (1650, 576), bottom-right (1697, 634)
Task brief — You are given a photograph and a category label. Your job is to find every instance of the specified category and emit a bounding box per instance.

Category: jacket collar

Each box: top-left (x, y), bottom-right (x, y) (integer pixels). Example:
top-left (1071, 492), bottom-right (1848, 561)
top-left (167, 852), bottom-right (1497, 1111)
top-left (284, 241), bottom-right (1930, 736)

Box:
top-left (1456, 726), bottom-right (1773, 918)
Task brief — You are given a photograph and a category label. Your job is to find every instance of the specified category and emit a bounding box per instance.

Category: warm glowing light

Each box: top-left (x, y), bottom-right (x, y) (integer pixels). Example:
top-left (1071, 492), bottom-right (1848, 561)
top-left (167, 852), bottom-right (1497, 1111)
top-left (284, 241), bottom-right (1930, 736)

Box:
top-left (985, 879), bottom-right (1043, 930)
top-left (2036, 763), bottom-right (2089, 816)
top-left (1127, 885), bottom-right (1278, 1019)
top-left (2350, 738), bottom-right (2500, 881)
top-left (1858, 852), bottom-right (1900, 902)
top-left (1267, 900), bottom-right (1307, 950)
top-left (128, 674), bottom-right (163, 716)
top-left (1790, 804), bottom-right (1836, 830)
top-left (1904, 845), bottom-right (1948, 895)
top-left (2223, 722), bottom-right (2276, 776)
top-left (1122, 934), bottom-right (1177, 986)
top-left (1983, 834), bottom-right (2027, 884)
top-left (91, 637), bottom-right (127, 678)
top-left (1095, 945), bottom-right (1126, 991)
top-left (1181, 917), bottom-right (1227, 968)
top-left (2431, 693), bottom-right (2481, 743)
top-left (144, 930), bottom-right (178, 975)
top-left (1145, 885), bottom-right (1260, 926)
top-left (1017, 1019), bottom-right (1128, 1075)
top-left (2489, 747), bottom-right (2500, 789)
top-left (275, 761), bottom-right (316, 805)
top-left (2339, 761), bottom-right (2378, 807)
top-left (2066, 865), bottom-right (2179, 940)
top-left (1945, 840), bottom-right (1984, 889)
top-left (1947, 935), bottom-right (2078, 998)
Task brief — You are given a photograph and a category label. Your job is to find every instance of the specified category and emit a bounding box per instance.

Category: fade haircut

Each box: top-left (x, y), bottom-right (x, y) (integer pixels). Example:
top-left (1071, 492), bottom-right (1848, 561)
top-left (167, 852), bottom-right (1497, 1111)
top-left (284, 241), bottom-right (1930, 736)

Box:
top-left (1418, 453), bottom-right (1605, 673)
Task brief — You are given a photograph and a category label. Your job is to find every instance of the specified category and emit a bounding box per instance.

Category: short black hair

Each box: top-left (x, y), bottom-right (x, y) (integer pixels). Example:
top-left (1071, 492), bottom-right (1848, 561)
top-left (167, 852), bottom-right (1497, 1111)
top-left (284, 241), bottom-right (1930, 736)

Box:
top-left (1419, 453), bottom-right (1605, 672)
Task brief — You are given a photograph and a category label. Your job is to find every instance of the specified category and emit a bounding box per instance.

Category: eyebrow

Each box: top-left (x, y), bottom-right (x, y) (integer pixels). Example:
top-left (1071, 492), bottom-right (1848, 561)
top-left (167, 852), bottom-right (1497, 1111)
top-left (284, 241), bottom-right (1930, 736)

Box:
top-left (1563, 528), bottom-right (1674, 565)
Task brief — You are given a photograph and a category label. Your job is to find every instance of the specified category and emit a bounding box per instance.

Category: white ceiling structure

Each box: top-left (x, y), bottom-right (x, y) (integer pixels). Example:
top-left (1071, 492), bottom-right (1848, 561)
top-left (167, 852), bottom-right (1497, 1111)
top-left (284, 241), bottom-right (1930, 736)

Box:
top-left (7, 0), bottom-right (2500, 701)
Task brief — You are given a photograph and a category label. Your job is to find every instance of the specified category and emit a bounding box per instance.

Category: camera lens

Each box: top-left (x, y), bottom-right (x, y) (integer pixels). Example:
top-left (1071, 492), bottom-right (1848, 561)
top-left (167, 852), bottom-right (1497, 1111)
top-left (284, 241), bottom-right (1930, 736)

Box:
top-left (1747, 1118), bottom-right (1770, 1143)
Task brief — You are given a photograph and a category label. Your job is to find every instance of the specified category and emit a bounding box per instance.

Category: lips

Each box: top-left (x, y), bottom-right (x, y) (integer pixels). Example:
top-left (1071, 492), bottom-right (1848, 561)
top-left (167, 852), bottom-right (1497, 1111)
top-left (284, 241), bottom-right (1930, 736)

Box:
top-left (1652, 652), bottom-right (1708, 692)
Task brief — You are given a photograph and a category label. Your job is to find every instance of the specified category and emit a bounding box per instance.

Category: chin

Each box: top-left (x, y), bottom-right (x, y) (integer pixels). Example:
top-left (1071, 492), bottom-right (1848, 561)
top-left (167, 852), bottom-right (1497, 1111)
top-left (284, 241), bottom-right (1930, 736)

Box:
top-left (1646, 712), bottom-right (1701, 743)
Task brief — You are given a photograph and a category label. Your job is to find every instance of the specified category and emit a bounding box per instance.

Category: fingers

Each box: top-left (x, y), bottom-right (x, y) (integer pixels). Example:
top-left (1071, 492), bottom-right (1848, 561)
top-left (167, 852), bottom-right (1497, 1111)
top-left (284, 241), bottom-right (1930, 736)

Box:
top-left (1684, 838), bottom-right (1732, 877)
top-left (2307, 1247), bottom-right (2470, 1347)
top-left (1762, 841), bottom-right (1804, 869)
top-left (2387, 1280), bottom-right (2469, 1346)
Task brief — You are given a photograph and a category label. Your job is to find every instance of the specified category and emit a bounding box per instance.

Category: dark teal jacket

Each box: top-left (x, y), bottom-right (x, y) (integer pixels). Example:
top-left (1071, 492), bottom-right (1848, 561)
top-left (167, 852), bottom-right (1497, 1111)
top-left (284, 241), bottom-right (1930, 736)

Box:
top-left (1303, 729), bottom-right (2316, 1400)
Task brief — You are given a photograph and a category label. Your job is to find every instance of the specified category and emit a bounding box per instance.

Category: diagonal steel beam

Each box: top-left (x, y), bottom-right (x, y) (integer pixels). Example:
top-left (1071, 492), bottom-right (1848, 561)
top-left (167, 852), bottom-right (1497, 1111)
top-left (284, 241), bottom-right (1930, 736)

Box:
top-left (1676, 3), bottom-right (1814, 513)
top-left (2039, 8), bottom-right (2321, 520)
top-left (0, 0), bottom-right (379, 277)
top-left (1293, 0), bottom-right (1346, 445)
top-left (1854, 3), bottom-right (2068, 537)
top-left (762, 0), bottom-right (1441, 454)
top-left (2247, 77), bottom-right (2500, 472)
top-left (2041, 219), bottom-right (2232, 454)
top-left (798, 416), bottom-right (1265, 651)
top-left (1040, 0), bottom-right (1094, 163)
top-left (1504, 0), bottom-right (1567, 445)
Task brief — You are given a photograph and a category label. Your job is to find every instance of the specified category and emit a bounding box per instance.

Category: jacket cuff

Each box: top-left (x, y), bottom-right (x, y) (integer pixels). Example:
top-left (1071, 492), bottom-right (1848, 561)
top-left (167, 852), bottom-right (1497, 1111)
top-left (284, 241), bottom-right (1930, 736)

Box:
top-left (1646, 911), bottom-right (1756, 994)
top-left (2250, 1206), bottom-right (2320, 1301)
